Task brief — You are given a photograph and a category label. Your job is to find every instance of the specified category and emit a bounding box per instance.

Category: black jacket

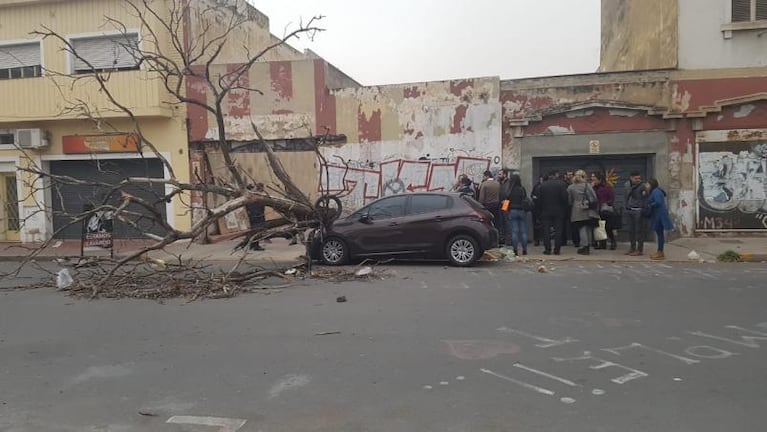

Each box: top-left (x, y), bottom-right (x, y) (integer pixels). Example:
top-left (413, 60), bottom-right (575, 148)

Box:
top-left (508, 186), bottom-right (528, 210)
top-left (537, 178), bottom-right (569, 217)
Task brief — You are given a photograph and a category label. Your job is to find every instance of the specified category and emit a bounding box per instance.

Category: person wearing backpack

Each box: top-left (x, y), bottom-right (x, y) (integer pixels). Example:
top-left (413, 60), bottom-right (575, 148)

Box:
top-left (646, 178), bottom-right (674, 260)
top-left (506, 173), bottom-right (530, 256)
top-left (623, 171), bottom-right (649, 256)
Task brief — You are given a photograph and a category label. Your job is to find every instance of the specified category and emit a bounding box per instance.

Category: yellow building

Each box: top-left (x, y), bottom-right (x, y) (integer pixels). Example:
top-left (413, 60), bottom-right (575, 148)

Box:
top-left (0, 0), bottom-right (191, 243)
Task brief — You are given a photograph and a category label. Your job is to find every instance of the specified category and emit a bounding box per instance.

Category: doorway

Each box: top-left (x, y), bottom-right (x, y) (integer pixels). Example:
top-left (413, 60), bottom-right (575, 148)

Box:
top-left (1, 173), bottom-right (20, 241)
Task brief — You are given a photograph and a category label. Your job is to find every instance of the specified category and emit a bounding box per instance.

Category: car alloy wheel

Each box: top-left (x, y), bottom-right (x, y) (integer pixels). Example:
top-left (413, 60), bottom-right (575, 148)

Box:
top-left (447, 235), bottom-right (478, 266)
top-left (321, 238), bottom-right (347, 265)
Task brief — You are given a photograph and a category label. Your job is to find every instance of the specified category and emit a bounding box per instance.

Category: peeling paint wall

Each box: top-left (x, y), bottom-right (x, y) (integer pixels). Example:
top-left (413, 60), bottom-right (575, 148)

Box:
top-left (187, 59), bottom-right (330, 141)
top-left (188, 0), bottom-right (304, 64)
top-left (319, 77), bottom-right (502, 211)
top-left (600, 0), bottom-right (679, 72)
top-left (502, 69), bottom-right (767, 236)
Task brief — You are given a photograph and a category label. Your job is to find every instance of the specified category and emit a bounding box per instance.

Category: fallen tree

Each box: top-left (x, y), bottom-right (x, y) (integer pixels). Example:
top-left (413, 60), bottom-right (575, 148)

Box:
top-left (4, 0), bottom-right (367, 299)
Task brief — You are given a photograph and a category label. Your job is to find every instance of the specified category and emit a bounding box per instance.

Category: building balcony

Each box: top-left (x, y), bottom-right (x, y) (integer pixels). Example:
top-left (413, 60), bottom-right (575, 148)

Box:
top-left (0, 70), bottom-right (174, 123)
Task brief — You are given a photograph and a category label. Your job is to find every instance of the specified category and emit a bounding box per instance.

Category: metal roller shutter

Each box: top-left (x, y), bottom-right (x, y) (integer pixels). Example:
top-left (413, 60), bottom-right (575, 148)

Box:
top-left (49, 159), bottom-right (167, 239)
top-left (534, 155), bottom-right (653, 241)
top-left (71, 34), bottom-right (140, 72)
top-left (0, 42), bottom-right (40, 68)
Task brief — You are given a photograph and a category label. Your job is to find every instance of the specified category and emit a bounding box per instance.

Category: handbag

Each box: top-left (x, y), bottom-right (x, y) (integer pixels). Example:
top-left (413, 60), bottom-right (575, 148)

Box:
top-left (593, 219), bottom-right (608, 241)
top-left (600, 203), bottom-right (615, 215)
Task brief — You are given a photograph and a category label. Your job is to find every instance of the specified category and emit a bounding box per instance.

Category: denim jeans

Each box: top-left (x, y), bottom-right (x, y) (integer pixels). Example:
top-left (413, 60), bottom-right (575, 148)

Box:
top-left (655, 222), bottom-right (665, 251)
top-left (508, 209), bottom-right (528, 252)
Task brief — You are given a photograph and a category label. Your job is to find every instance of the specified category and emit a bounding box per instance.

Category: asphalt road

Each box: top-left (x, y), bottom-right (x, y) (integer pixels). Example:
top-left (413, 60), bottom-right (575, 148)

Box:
top-left (2, 261), bottom-right (767, 432)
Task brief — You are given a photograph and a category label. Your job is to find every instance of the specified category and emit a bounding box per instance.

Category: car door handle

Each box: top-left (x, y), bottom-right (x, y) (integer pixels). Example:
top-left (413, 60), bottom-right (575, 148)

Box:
top-left (388, 222), bottom-right (399, 227)
top-left (435, 216), bottom-right (444, 222)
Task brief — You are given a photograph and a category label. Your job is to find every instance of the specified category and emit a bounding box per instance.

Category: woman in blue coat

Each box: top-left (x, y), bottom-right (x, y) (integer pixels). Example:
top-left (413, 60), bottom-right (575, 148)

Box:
top-left (646, 178), bottom-right (673, 260)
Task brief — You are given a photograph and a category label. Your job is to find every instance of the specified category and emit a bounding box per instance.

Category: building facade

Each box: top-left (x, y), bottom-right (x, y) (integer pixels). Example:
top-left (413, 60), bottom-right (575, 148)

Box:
top-left (0, 0), bottom-right (192, 242)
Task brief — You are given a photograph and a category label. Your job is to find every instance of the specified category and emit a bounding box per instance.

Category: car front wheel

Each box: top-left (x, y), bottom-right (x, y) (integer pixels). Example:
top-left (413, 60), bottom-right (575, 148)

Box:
top-left (320, 237), bottom-right (348, 265)
top-left (446, 235), bottom-right (479, 267)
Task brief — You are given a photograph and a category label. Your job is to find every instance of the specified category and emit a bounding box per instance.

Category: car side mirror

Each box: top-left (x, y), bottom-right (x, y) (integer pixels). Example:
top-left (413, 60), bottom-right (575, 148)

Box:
top-left (358, 213), bottom-right (371, 223)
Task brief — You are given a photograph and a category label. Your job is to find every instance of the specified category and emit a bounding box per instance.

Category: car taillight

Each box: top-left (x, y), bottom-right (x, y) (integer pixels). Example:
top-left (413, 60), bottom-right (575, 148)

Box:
top-left (470, 210), bottom-right (491, 224)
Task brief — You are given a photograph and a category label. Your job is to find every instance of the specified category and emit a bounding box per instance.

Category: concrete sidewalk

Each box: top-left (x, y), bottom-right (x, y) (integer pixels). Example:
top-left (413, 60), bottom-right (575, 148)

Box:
top-left (1, 235), bottom-right (765, 265)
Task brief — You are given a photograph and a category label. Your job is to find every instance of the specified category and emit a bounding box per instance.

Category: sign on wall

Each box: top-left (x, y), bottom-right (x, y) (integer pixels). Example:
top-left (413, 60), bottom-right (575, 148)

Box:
top-left (63, 134), bottom-right (139, 154)
top-left (81, 205), bottom-right (114, 254)
top-left (697, 141), bottom-right (767, 230)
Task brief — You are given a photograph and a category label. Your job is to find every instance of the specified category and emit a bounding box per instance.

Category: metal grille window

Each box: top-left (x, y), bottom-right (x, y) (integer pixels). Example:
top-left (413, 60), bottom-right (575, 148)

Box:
top-left (4, 176), bottom-right (19, 232)
top-left (0, 42), bottom-right (42, 80)
top-left (71, 33), bottom-right (140, 74)
top-left (732, 0), bottom-right (767, 21)
top-left (0, 133), bottom-right (14, 145)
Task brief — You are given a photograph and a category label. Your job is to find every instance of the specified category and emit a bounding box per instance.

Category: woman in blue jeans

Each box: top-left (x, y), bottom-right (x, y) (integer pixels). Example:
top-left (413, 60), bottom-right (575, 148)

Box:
top-left (506, 174), bottom-right (529, 255)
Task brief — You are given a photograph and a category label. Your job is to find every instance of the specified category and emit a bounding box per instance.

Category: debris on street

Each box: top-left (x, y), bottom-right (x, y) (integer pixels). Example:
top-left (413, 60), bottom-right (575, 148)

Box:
top-left (336, 296), bottom-right (347, 303)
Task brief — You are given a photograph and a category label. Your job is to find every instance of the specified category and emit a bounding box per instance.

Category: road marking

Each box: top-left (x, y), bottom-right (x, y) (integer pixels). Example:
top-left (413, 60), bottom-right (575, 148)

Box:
top-left (480, 368), bottom-right (555, 396)
top-left (166, 416), bottom-right (246, 432)
top-left (689, 327), bottom-right (767, 348)
top-left (513, 363), bottom-right (579, 387)
top-left (496, 327), bottom-right (579, 348)
top-left (592, 388), bottom-right (606, 396)
top-left (560, 397), bottom-right (576, 404)
top-left (602, 342), bottom-right (700, 365)
top-left (552, 351), bottom-right (648, 385)
top-left (684, 345), bottom-right (739, 359)
top-left (268, 374), bottom-right (310, 399)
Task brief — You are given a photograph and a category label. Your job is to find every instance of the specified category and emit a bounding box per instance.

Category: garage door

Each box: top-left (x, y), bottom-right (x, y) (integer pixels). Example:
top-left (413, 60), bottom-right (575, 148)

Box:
top-left (534, 155), bottom-right (653, 242)
top-left (49, 159), bottom-right (167, 239)
top-left (534, 154), bottom-right (653, 209)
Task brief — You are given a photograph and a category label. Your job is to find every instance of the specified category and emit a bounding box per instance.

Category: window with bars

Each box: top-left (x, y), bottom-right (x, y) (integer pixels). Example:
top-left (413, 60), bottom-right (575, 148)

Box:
top-left (0, 42), bottom-right (43, 80)
top-left (732, 0), bottom-right (767, 22)
top-left (70, 33), bottom-right (141, 74)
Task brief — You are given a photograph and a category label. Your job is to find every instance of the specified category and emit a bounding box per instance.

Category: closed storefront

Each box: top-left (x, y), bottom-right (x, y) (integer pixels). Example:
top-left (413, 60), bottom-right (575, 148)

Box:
top-left (48, 158), bottom-right (167, 239)
top-left (696, 130), bottom-right (767, 232)
top-left (534, 154), bottom-right (654, 208)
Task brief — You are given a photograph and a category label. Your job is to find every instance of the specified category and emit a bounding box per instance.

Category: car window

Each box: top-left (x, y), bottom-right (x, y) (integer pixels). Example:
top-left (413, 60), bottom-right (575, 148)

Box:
top-left (409, 195), bottom-right (451, 215)
top-left (367, 195), bottom-right (408, 220)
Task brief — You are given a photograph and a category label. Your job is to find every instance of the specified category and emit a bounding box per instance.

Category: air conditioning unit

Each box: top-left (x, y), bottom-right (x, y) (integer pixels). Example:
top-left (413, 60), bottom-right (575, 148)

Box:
top-left (15, 128), bottom-right (49, 149)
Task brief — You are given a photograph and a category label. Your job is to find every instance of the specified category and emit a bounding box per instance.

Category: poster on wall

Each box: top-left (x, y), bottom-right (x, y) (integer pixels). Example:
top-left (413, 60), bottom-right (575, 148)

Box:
top-left (81, 205), bottom-right (115, 254)
top-left (697, 141), bottom-right (767, 230)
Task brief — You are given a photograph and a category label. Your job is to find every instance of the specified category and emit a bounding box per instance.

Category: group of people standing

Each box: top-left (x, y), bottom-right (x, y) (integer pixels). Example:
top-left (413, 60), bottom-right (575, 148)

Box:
top-left (458, 168), bottom-right (674, 260)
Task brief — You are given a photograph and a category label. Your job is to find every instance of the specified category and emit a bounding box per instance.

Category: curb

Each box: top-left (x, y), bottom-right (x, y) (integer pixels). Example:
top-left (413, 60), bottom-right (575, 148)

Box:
top-left (738, 253), bottom-right (767, 263)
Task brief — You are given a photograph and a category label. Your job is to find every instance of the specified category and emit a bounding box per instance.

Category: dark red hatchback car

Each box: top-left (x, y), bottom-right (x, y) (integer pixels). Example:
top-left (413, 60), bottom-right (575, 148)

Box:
top-left (312, 192), bottom-right (498, 266)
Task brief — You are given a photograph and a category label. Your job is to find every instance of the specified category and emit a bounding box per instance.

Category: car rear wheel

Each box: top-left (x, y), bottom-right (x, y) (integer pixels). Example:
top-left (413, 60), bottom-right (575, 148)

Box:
top-left (321, 237), bottom-right (348, 265)
top-left (446, 235), bottom-right (479, 267)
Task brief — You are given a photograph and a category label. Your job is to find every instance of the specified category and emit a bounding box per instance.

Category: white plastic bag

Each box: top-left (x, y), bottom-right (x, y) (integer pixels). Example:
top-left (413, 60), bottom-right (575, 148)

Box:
top-left (593, 220), bottom-right (608, 241)
top-left (56, 268), bottom-right (73, 290)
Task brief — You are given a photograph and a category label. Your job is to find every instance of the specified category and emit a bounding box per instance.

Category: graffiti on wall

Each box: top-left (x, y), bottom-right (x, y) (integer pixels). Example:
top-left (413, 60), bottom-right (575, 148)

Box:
top-left (319, 157), bottom-right (491, 211)
top-left (698, 142), bottom-right (767, 230)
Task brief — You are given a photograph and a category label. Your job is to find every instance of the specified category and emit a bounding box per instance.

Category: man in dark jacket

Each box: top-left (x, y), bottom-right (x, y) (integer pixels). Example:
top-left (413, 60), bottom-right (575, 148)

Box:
top-left (497, 169), bottom-right (513, 245)
top-left (245, 183), bottom-right (266, 251)
top-left (531, 175), bottom-right (546, 246)
top-left (623, 171), bottom-right (649, 255)
top-left (538, 171), bottom-right (569, 255)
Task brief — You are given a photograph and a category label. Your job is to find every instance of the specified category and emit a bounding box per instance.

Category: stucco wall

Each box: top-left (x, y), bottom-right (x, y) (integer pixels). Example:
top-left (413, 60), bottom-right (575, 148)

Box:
top-left (319, 77), bottom-right (502, 211)
top-left (678, 0), bottom-right (767, 70)
top-left (600, 0), bottom-right (679, 72)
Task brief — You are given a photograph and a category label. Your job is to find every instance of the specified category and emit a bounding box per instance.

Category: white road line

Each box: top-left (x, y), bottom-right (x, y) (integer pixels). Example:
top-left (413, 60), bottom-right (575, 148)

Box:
top-left (480, 368), bottom-right (555, 396)
top-left (513, 363), bottom-right (579, 387)
top-left (167, 416), bottom-right (247, 432)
